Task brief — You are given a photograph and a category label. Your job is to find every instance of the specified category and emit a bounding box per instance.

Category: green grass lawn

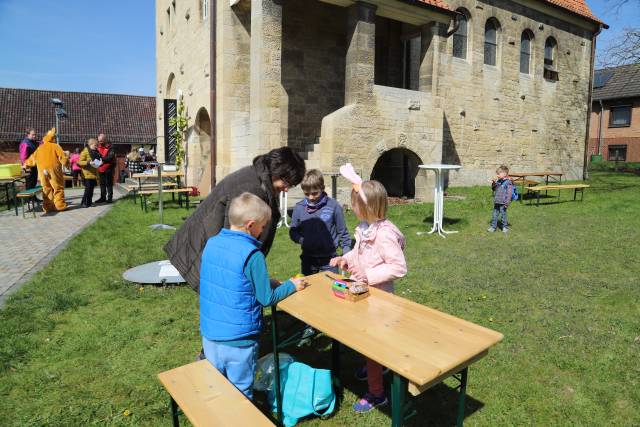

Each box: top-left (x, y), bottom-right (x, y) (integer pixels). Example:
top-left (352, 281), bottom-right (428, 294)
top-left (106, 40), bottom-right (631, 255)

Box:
top-left (1, 171), bottom-right (639, 426)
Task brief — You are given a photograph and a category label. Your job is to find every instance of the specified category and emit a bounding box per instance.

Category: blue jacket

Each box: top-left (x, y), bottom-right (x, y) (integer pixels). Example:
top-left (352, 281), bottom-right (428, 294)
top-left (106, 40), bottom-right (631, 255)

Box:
top-left (289, 195), bottom-right (351, 258)
top-left (492, 178), bottom-right (513, 206)
top-left (200, 228), bottom-right (295, 342)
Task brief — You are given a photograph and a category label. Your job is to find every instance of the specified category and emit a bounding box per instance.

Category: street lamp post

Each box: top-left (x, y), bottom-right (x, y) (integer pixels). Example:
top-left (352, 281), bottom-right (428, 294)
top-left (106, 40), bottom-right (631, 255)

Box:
top-left (49, 98), bottom-right (68, 142)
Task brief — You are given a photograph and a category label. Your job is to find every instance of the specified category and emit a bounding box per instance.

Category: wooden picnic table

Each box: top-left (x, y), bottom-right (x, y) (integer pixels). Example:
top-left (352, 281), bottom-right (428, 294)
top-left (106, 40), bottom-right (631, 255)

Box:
top-left (0, 174), bottom-right (26, 216)
top-left (271, 273), bottom-right (503, 427)
top-left (510, 172), bottom-right (563, 201)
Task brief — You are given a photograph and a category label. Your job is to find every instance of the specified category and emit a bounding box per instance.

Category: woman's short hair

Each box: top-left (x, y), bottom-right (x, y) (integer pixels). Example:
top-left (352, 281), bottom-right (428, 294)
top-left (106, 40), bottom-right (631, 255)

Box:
top-left (253, 147), bottom-right (306, 187)
top-left (228, 192), bottom-right (272, 228)
top-left (351, 180), bottom-right (388, 223)
top-left (301, 169), bottom-right (325, 192)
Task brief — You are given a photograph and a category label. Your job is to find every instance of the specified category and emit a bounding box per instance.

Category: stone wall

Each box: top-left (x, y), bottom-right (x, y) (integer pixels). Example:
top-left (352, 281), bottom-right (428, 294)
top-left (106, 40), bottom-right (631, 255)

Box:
top-left (281, 0), bottom-right (347, 155)
top-left (156, 0), bottom-right (212, 193)
top-left (436, 0), bottom-right (595, 184)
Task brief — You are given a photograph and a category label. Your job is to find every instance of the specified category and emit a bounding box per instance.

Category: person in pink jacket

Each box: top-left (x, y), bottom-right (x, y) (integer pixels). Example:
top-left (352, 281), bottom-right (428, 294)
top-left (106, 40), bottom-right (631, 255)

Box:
top-left (330, 163), bottom-right (407, 413)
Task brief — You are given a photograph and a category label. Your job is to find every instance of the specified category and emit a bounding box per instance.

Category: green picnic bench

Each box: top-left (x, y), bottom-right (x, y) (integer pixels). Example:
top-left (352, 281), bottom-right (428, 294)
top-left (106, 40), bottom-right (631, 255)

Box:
top-left (16, 186), bottom-right (43, 218)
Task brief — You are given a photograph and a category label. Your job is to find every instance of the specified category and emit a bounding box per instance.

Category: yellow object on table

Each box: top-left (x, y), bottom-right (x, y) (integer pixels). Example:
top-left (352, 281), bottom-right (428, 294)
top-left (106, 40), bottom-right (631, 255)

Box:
top-left (0, 164), bottom-right (22, 178)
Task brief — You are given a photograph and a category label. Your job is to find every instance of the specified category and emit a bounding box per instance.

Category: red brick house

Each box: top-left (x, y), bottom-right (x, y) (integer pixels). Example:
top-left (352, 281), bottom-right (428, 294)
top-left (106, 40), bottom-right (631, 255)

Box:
top-left (0, 88), bottom-right (156, 177)
top-left (589, 63), bottom-right (640, 162)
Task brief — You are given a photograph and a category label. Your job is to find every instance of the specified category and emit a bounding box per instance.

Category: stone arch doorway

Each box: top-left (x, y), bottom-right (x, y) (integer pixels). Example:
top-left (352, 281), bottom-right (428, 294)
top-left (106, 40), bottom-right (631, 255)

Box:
top-left (188, 107), bottom-right (212, 193)
top-left (370, 148), bottom-right (422, 198)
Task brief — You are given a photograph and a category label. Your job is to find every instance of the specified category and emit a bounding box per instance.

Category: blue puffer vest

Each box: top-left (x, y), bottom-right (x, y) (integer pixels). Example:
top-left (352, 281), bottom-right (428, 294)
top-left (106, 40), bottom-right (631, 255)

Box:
top-left (200, 229), bottom-right (262, 341)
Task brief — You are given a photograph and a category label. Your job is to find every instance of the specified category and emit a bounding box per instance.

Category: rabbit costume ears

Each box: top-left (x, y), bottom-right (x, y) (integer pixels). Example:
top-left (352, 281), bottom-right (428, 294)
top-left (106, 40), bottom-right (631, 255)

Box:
top-left (339, 163), bottom-right (367, 203)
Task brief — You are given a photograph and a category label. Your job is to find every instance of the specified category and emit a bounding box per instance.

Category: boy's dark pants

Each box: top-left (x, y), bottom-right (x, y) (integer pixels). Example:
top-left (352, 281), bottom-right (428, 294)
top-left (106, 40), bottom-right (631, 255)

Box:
top-left (490, 204), bottom-right (508, 229)
top-left (301, 255), bottom-right (338, 276)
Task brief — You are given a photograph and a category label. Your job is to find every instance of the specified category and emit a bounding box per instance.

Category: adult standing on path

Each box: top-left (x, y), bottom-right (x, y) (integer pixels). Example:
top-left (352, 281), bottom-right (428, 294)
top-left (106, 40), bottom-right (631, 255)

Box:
top-left (19, 128), bottom-right (39, 189)
top-left (164, 146), bottom-right (306, 292)
top-left (95, 133), bottom-right (115, 203)
top-left (25, 128), bottom-right (68, 212)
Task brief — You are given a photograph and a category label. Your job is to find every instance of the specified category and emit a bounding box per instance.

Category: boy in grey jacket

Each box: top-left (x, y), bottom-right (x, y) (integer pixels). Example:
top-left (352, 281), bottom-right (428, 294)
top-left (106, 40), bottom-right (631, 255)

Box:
top-left (488, 165), bottom-right (514, 233)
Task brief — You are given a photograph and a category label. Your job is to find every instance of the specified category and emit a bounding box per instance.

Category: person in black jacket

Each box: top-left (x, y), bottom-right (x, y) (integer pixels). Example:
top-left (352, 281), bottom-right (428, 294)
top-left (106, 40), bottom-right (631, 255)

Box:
top-left (95, 133), bottom-right (116, 203)
top-left (164, 146), bottom-right (306, 293)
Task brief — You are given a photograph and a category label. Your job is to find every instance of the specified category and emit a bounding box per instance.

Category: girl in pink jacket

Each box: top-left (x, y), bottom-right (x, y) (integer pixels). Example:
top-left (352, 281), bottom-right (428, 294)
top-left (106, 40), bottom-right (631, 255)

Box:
top-left (330, 164), bottom-right (407, 413)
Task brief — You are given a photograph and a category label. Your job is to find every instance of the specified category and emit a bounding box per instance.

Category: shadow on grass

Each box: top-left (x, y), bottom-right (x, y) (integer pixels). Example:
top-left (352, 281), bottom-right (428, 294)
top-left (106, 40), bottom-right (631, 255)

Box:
top-left (422, 216), bottom-right (465, 227)
top-left (257, 312), bottom-right (484, 426)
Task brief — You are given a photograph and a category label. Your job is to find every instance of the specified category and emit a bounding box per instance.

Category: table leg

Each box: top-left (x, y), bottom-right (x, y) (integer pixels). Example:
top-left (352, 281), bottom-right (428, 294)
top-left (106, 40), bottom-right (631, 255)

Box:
top-left (331, 175), bottom-right (337, 199)
top-left (456, 367), bottom-right (468, 427)
top-left (170, 396), bottom-right (180, 427)
top-left (331, 339), bottom-right (343, 403)
top-left (391, 373), bottom-right (408, 427)
top-left (271, 305), bottom-right (283, 425)
top-left (12, 183), bottom-right (19, 216)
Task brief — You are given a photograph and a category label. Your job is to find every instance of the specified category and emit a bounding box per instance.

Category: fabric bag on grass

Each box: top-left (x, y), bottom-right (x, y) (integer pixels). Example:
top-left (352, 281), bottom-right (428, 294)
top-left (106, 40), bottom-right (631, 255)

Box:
top-left (267, 361), bottom-right (336, 427)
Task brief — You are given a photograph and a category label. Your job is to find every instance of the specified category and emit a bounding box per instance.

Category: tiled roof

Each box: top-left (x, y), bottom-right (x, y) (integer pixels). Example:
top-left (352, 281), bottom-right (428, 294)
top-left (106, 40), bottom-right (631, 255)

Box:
top-left (414, 0), bottom-right (452, 12)
top-left (593, 63), bottom-right (640, 101)
top-left (543, 0), bottom-right (602, 24)
top-left (413, 0), bottom-right (603, 24)
top-left (0, 88), bottom-right (156, 145)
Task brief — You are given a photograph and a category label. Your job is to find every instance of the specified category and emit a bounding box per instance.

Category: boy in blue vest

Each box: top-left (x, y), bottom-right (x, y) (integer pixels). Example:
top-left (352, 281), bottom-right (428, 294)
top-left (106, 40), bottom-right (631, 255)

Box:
top-left (200, 192), bottom-right (307, 399)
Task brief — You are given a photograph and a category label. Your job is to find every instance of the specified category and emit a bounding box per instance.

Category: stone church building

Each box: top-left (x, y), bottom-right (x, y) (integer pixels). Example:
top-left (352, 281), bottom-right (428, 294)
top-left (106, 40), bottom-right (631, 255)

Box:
top-left (156, 0), bottom-right (604, 199)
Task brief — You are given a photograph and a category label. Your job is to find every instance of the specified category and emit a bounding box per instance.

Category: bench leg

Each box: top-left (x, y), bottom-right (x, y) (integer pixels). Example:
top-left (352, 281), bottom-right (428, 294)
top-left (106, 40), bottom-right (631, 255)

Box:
top-left (31, 196), bottom-right (36, 218)
top-left (21, 197), bottom-right (25, 218)
top-left (170, 396), bottom-right (179, 427)
top-left (456, 367), bottom-right (469, 427)
top-left (185, 194), bottom-right (190, 209)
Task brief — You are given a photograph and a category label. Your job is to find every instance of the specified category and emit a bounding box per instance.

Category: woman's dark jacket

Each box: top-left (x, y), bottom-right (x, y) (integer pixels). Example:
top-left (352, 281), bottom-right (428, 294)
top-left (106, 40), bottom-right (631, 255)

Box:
top-left (163, 163), bottom-right (279, 292)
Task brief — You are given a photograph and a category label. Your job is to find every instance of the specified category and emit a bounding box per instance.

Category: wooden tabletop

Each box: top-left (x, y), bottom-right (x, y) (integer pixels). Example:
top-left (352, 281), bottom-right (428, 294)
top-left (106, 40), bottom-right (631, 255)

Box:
top-left (158, 360), bottom-right (274, 426)
top-left (510, 172), bottom-right (562, 177)
top-left (278, 273), bottom-right (503, 389)
top-left (132, 171), bottom-right (184, 179)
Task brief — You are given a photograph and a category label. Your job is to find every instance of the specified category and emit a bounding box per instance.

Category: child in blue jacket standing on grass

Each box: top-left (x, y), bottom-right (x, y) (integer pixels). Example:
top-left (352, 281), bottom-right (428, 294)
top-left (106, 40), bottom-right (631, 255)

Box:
top-left (200, 192), bottom-right (306, 399)
top-left (289, 169), bottom-right (352, 275)
top-left (488, 165), bottom-right (514, 233)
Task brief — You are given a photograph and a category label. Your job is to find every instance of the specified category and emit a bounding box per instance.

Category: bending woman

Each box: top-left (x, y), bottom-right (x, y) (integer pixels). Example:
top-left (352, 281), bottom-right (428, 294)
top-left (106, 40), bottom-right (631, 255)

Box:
top-left (164, 146), bottom-right (306, 292)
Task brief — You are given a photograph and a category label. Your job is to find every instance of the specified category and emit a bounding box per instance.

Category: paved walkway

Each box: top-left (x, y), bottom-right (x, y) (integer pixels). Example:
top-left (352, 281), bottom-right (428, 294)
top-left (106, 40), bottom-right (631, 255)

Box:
top-left (0, 187), bottom-right (124, 307)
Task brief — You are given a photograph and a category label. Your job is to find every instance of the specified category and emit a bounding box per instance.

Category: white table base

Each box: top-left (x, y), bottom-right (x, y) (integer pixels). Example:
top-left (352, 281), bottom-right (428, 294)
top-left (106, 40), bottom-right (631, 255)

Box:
top-left (417, 167), bottom-right (458, 238)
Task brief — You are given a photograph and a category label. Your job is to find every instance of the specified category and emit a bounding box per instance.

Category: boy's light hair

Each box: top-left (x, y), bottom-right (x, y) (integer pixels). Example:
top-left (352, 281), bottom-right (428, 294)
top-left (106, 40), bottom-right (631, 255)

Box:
top-left (301, 169), bottom-right (325, 192)
top-left (228, 192), bottom-right (272, 227)
top-left (351, 180), bottom-right (388, 223)
top-left (87, 138), bottom-right (98, 148)
top-left (496, 165), bottom-right (509, 174)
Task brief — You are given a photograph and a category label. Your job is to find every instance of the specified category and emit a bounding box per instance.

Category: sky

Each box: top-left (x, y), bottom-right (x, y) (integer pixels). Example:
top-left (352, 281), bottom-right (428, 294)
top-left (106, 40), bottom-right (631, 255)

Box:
top-left (0, 0), bottom-right (637, 96)
top-left (0, 0), bottom-right (156, 96)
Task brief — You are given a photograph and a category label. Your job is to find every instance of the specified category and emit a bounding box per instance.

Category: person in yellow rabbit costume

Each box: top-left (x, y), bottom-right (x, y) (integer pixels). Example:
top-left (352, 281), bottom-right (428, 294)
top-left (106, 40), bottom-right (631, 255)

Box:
top-left (25, 128), bottom-right (69, 212)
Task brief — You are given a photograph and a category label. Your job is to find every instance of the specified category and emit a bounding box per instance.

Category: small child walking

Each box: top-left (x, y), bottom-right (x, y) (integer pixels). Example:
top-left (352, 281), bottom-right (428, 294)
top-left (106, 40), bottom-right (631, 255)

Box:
top-left (200, 192), bottom-right (306, 399)
top-left (330, 163), bottom-right (407, 413)
top-left (487, 164), bottom-right (514, 233)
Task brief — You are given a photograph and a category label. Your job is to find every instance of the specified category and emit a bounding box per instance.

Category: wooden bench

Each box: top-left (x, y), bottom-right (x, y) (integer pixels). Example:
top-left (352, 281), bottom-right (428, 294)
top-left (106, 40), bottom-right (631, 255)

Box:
top-left (16, 186), bottom-right (43, 218)
top-left (138, 188), bottom-right (192, 211)
top-left (125, 182), bottom-right (177, 204)
top-left (157, 360), bottom-right (274, 427)
top-left (527, 184), bottom-right (590, 206)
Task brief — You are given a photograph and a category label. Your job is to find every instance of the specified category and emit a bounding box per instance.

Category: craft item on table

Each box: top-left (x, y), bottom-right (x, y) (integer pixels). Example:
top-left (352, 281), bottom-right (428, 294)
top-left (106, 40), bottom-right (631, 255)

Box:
top-left (326, 274), bottom-right (370, 302)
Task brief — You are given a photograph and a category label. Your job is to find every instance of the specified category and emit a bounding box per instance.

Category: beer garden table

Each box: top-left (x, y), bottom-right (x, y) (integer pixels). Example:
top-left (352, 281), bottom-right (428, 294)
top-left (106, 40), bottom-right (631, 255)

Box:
top-left (417, 164), bottom-right (461, 238)
top-left (270, 273), bottom-right (503, 427)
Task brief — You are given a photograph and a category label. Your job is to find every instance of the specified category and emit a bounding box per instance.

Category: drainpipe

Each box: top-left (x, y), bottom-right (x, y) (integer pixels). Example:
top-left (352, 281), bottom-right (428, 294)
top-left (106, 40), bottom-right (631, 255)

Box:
top-left (597, 99), bottom-right (604, 155)
top-left (209, 0), bottom-right (217, 189)
top-left (583, 24), bottom-right (603, 180)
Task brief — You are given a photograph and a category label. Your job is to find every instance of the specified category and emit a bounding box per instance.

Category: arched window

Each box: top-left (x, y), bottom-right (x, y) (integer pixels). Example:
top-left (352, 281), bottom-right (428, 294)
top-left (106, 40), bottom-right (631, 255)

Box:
top-left (544, 37), bottom-right (557, 66)
top-left (452, 11), bottom-right (469, 59)
top-left (520, 30), bottom-right (533, 74)
top-left (544, 37), bottom-right (559, 80)
top-left (484, 19), bottom-right (500, 66)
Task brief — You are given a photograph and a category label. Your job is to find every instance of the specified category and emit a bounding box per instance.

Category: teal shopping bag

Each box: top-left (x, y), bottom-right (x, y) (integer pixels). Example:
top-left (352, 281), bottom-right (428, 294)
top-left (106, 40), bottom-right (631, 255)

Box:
top-left (268, 361), bottom-right (336, 427)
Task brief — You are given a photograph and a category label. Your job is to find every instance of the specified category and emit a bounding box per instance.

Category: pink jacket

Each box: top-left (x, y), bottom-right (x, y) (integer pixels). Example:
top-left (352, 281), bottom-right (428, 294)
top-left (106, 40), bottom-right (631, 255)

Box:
top-left (343, 219), bottom-right (407, 289)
